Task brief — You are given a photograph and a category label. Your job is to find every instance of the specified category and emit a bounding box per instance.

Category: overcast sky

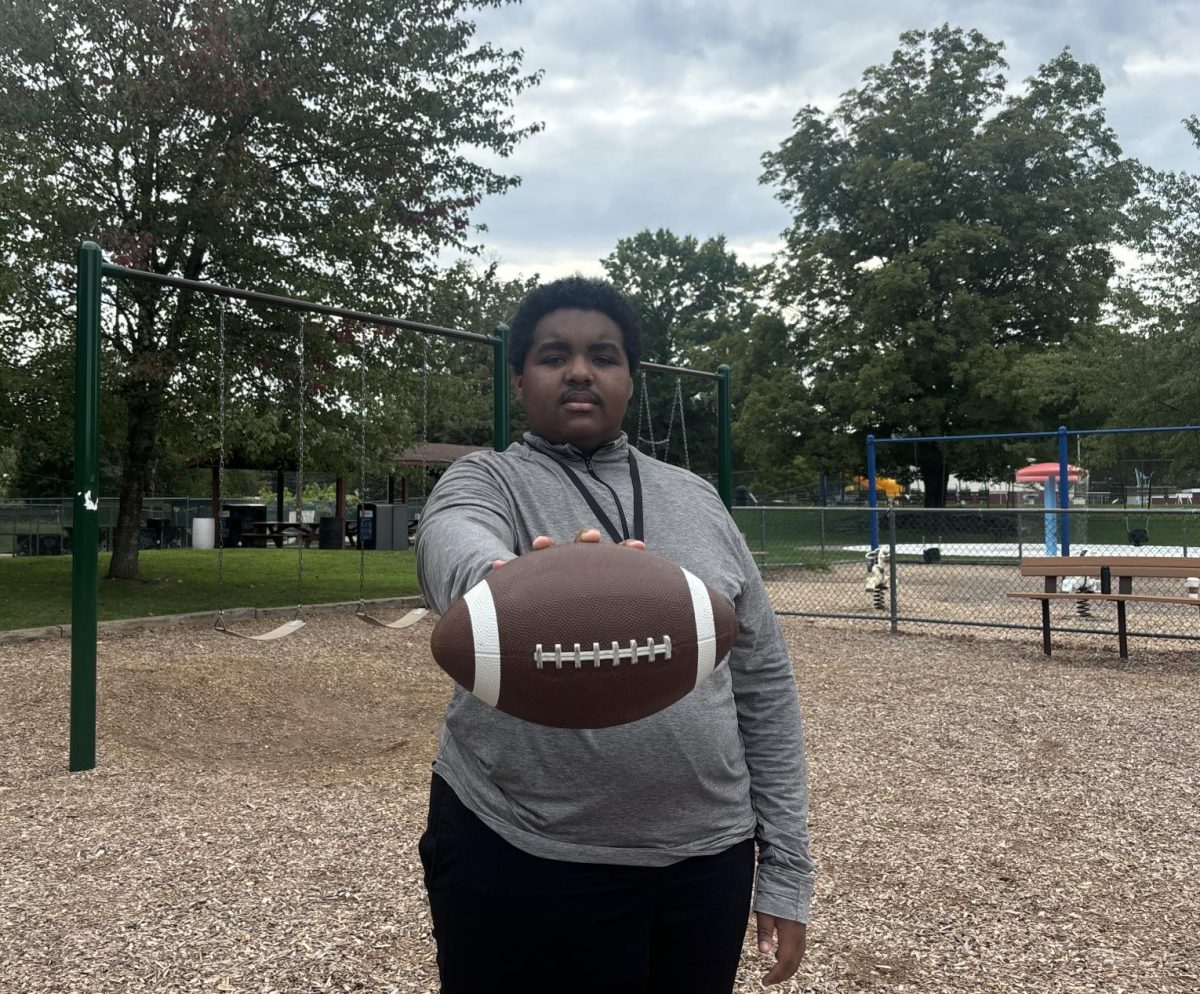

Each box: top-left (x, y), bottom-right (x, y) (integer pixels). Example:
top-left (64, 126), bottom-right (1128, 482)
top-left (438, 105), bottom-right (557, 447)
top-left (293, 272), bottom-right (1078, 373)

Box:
top-left (459, 0), bottom-right (1200, 281)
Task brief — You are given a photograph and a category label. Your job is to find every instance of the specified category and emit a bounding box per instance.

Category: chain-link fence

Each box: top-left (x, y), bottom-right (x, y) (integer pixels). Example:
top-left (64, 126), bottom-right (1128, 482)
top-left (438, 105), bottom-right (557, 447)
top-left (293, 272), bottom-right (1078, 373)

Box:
top-left (733, 505), bottom-right (1200, 648)
top-left (0, 498), bottom-right (214, 555)
top-left (0, 493), bottom-right (430, 556)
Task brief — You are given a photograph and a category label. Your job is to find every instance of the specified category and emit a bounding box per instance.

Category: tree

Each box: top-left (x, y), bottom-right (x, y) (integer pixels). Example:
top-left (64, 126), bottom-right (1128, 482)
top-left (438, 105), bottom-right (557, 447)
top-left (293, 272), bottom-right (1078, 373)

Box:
top-left (1108, 117), bottom-right (1200, 429)
top-left (715, 311), bottom-right (854, 499)
top-left (411, 259), bottom-right (539, 453)
top-left (0, 0), bottom-right (539, 576)
top-left (602, 230), bottom-right (757, 478)
top-left (601, 229), bottom-right (848, 494)
top-left (603, 229), bottom-right (755, 366)
top-left (1067, 117), bottom-right (1200, 490)
top-left (761, 26), bottom-right (1137, 504)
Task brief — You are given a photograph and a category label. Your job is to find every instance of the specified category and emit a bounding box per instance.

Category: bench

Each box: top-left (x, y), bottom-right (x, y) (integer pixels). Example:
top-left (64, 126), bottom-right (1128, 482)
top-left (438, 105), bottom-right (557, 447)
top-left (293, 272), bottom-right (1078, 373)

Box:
top-left (1008, 556), bottom-right (1200, 658)
top-left (240, 523), bottom-right (317, 549)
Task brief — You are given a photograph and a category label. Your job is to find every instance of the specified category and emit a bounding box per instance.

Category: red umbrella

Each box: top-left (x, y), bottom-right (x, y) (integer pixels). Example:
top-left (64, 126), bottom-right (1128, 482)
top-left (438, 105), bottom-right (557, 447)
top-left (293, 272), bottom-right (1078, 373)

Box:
top-left (1015, 462), bottom-right (1085, 483)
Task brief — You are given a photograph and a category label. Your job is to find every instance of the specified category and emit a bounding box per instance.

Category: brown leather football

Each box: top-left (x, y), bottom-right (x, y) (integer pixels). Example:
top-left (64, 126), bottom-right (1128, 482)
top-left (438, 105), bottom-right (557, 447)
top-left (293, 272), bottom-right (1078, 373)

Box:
top-left (430, 542), bottom-right (739, 728)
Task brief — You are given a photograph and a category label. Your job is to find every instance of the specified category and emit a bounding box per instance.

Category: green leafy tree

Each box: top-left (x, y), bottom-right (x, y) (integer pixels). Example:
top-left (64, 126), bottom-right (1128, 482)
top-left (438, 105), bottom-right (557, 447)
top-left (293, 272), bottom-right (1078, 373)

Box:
top-left (414, 260), bottom-right (539, 451)
top-left (1062, 117), bottom-right (1200, 491)
top-left (1130, 117), bottom-right (1200, 359)
top-left (716, 311), bottom-right (853, 499)
top-left (761, 26), bottom-right (1137, 504)
top-left (603, 230), bottom-right (757, 479)
top-left (603, 229), bottom-right (755, 365)
top-left (0, 0), bottom-right (539, 576)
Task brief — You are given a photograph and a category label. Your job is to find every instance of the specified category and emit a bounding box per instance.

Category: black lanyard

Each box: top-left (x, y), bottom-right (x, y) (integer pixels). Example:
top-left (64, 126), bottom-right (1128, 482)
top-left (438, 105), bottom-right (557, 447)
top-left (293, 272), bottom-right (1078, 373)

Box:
top-left (557, 452), bottom-right (644, 544)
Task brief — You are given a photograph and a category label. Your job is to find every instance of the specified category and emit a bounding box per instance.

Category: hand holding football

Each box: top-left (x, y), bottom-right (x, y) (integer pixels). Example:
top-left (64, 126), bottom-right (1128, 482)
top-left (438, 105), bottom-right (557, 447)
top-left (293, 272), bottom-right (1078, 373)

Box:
top-left (431, 542), bottom-right (739, 728)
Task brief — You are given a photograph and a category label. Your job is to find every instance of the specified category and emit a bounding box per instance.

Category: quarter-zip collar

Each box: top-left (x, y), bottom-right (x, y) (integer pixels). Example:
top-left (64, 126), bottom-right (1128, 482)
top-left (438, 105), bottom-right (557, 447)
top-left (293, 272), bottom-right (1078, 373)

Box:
top-left (522, 431), bottom-right (631, 468)
top-left (522, 431), bottom-right (643, 543)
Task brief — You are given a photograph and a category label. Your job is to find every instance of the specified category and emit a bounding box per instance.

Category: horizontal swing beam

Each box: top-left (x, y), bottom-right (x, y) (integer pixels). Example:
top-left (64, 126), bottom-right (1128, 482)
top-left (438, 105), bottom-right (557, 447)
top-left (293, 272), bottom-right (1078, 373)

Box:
top-left (100, 263), bottom-right (495, 345)
top-left (104, 266), bottom-right (722, 378)
top-left (640, 360), bottom-right (720, 382)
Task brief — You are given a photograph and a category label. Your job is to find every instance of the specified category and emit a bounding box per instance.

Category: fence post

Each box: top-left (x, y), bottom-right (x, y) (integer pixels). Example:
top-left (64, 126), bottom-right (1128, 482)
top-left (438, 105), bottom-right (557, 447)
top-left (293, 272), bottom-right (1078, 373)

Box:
top-left (820, 506), bottom-right (826, 559)
top-left (759, 507), bottom-right (767, 560)
top-left (1058, 425), bottom-right (1071, 555)
top-left (717, 365), bottom-right (733, 511)
top-left (867, 434), bottom-right (879, 550)
top-left (888, 507), bottom-right (899, 633)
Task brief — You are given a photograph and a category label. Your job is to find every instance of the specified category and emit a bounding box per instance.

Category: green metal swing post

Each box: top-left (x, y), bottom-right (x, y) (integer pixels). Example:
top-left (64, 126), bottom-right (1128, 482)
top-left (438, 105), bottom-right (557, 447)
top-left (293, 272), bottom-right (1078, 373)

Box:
top-left (717, 364), bottom-right (732, 511)
top-left (492, 323), bottom-right (510, 451)
top-left (70, 242), bottom-right (103, 772)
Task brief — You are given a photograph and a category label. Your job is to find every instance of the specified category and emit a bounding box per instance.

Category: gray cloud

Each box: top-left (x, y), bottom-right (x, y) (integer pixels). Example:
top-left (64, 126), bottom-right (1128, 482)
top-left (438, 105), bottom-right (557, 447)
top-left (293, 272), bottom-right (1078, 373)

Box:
top-left (463, 0), bottom-right (1200, 279)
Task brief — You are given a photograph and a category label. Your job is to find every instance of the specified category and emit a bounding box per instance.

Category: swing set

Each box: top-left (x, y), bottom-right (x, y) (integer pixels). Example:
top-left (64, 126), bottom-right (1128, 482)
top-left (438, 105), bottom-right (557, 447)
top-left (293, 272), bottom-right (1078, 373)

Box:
top-left (210, 303), bottom-right (431, 639)
top-left (212, 301), bottom-right (313, 640)
top-left (68, 242), bottom-right (735, 771)
top-left (352, 326), bottom-right (428, 630)
top-left (633, 369), bottom-right (692, 470)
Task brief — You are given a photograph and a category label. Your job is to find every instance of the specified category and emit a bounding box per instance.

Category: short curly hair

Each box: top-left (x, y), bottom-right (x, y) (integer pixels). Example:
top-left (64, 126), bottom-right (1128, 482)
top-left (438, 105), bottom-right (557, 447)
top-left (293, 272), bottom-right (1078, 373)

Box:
top-left (508, 276), bottom-right (642, 375)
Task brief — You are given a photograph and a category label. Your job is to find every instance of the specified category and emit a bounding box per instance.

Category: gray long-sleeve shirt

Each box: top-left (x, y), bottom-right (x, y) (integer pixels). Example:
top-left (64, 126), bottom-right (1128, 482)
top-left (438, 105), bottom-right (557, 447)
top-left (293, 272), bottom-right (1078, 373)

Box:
top-left (415, 431), bottom-right (815, 922)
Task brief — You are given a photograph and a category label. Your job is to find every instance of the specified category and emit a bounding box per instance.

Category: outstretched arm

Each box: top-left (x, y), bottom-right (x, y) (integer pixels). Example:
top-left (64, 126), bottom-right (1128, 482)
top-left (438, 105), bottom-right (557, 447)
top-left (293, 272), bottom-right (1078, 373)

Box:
top-left (416, 456), bottom-right (517, 613)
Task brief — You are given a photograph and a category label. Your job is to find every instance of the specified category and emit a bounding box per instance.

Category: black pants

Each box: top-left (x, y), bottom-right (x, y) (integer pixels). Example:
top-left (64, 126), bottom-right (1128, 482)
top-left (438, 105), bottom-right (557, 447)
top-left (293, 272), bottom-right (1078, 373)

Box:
top-left (419, 774), bottom-right (755, 994)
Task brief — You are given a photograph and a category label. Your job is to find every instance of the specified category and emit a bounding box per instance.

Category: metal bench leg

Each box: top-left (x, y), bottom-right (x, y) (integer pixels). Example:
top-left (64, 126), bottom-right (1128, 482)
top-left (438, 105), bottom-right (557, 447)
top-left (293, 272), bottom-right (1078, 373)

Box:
top-left (1117, 602), bottom-right (1128, 659)
top-left (1041, 577), bottom-right (1054, 655)
top-left (1117, 576), bottom-right (1131, 659)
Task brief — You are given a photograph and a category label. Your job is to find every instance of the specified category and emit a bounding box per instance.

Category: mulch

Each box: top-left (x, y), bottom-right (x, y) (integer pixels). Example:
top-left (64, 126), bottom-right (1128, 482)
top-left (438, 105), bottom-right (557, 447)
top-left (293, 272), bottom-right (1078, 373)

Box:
top-left (2, 614), bottom-right (1197, 992)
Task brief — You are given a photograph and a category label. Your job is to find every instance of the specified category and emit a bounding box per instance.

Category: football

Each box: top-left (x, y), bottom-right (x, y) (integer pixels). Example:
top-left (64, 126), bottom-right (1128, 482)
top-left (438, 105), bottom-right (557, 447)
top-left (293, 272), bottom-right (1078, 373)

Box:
top-left (430, 542), bottom-right (739, 728)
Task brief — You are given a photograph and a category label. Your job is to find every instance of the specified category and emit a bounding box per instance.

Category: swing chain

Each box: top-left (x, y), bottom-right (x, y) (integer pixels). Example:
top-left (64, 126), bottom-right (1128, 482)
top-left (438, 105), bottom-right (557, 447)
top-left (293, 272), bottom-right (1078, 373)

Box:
top-left (663, 382), bottom-right (677, 463)
top-left (675, 377), bottom-right (690, 471)
top-left (636, 371), bottom-right (671, 451)
top-left (211, 304), bottom-right (306, 638)
top-left (635, 370), bottom-right (690, 469)
top-left (295, 318), bottom-right (305, 618)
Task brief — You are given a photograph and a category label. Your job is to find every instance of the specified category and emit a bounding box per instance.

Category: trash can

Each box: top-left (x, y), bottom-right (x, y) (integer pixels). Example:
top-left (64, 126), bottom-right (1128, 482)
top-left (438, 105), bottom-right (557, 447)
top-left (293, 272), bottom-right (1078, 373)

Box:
top-left (375, 504), bottom-right (410, 551)
top-left (193, 518), bottom-right (215, 549)
top-left (357, 503), bottom-right (377, 550)
top-left (318, 516), bottom-right (345, 550)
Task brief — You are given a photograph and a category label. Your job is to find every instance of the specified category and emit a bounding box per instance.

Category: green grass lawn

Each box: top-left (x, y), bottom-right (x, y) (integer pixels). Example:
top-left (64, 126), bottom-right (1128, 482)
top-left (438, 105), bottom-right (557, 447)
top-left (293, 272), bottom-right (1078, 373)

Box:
top-left (733, 507), bottom-right (879, 566)
top-left (731, 506), bottom-right (1200, 566)
top-left (0, 549), bottom-right (420, 631)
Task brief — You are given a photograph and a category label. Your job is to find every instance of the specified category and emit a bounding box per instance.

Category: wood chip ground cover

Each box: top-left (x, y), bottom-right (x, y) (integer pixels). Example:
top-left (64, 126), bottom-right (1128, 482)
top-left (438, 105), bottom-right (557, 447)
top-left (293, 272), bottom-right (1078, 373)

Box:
top-left (1, 616), bottom-right (1197, 992)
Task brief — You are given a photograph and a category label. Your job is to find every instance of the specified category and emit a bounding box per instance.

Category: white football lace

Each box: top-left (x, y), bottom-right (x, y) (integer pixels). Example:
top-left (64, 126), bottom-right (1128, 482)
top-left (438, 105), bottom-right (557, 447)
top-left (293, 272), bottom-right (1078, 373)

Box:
top-left (534, 635), bottom-right (673, 670)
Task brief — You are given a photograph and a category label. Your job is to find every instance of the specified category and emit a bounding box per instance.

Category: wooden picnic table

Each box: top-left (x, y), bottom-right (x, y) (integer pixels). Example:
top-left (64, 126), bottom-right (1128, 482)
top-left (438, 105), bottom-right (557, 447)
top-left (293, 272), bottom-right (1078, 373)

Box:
top-left (239, 522), bottom-right (317, 549)
top-left (1007, 555), bottom-right (1200, 658)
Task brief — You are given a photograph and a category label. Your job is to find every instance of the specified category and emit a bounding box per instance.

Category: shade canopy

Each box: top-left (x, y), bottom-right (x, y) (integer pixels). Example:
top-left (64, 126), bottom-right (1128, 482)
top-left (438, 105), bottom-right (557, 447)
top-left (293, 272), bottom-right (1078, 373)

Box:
top-left (394, 443), bottom-right (489, 466)
top-left (1015, 462), bottom-right (1085, 483)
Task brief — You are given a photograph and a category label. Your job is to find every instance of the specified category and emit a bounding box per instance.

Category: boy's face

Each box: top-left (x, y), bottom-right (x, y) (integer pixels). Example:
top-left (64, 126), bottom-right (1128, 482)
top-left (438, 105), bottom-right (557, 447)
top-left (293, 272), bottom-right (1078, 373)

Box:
top-left (515, 308), bottom-right (634, 456)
